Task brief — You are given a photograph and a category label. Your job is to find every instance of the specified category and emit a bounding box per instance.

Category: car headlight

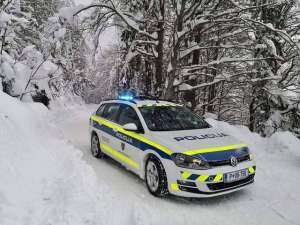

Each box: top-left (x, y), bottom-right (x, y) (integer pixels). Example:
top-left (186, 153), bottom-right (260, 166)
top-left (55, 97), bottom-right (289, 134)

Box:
top-left (171, 153), bottom-right (210, 170)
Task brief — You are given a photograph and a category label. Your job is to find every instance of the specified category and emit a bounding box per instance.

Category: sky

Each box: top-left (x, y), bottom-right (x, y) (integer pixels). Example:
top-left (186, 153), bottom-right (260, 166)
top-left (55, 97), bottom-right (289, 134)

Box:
top-left (74, 0), bottom-right (118, 51)
top-left (74, 0), bottom-right (93, 5)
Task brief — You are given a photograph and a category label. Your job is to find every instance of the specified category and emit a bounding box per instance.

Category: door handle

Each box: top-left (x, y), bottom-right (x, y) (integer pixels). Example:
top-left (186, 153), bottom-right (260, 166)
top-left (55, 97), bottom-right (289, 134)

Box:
top-left (121, 142), bottom-right (125, 151)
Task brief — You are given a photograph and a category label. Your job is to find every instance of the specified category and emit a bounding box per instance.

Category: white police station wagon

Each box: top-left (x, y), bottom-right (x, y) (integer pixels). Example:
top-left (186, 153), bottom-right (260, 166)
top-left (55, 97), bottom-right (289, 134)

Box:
top-left (89, 93), bottom-right (256, 198)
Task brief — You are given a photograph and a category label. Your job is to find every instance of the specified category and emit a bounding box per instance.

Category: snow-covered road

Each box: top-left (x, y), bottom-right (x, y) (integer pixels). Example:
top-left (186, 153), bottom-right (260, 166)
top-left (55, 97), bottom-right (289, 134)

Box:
top-left (53, 103), bottom-right (300, 225)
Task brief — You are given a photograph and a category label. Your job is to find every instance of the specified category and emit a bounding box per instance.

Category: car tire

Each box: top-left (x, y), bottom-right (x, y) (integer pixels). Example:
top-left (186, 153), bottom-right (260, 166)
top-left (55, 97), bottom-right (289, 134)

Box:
top-left (145, 155), bottom-right (169, 197)
top-left (91, 133), bottom-right (104, 158)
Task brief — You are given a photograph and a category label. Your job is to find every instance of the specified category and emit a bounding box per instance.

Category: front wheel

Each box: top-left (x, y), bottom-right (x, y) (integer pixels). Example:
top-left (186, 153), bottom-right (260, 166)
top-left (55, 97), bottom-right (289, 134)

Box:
top-left (91, 133), bottom-right (104, 158)
top-left (145, 155), bottom-right (169, 197)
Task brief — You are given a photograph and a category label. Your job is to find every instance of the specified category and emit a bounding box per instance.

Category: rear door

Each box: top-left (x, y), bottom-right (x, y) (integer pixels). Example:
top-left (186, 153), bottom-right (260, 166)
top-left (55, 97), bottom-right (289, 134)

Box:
top-left (97, 103), bottom-right (121, 152)
top-left (93, 103), bottom-right (106, 140)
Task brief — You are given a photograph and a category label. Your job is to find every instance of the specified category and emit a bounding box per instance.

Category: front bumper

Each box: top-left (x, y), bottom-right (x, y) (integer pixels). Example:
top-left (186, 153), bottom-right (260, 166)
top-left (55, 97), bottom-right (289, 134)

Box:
top-left (164, 159), bottom-right (256, 198)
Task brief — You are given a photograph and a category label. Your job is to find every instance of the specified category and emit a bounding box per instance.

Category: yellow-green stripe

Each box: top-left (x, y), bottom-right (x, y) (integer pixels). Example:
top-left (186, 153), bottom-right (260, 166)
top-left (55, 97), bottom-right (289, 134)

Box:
top-left (184, 144), bottom-right (248, 155)
top-left (100, 143), bottom-right (139, 169)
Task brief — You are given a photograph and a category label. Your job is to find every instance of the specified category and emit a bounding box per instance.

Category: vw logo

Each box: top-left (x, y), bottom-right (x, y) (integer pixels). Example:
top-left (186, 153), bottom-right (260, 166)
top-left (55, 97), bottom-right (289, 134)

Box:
top-left (230, 156), bottom-right (238, 167)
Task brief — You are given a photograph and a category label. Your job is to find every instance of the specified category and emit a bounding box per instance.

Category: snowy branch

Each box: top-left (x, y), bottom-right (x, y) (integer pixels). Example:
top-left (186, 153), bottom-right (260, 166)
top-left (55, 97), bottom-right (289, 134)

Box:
top-left (74, 3), bottom-right (157, 40)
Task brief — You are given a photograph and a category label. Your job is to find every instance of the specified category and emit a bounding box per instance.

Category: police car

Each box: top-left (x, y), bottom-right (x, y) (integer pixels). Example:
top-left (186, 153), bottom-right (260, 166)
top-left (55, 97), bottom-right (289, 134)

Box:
top-left (89, 93), bottom-right (256, 198)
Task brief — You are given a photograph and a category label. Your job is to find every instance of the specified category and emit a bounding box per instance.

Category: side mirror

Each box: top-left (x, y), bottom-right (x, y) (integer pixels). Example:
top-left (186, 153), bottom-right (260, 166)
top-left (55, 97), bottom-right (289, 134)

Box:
top-left (123, 123), bottom-right (138, 132)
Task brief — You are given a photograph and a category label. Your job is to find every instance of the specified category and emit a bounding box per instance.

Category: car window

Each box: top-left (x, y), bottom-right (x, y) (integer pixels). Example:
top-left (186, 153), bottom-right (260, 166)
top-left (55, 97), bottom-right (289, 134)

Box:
top-left (139, 106), bottom-right (210, 131)
top-left (96, 104), bottom-right (105, 117)
top-left (118, 105), bottom-right (143, 130)
top-left (102, 103), bottom-right (121, 122)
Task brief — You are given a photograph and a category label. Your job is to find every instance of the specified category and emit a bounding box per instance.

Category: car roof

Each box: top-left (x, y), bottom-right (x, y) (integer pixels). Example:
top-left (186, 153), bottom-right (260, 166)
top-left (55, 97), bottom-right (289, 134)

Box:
top-left (101, 99), bottom-right (181, 107)
top-left (136, 100), bottom-right (180, 107)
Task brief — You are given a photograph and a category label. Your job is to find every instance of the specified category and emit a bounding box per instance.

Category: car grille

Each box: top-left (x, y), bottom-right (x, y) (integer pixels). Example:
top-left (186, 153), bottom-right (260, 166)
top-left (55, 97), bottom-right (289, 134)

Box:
top-left (177, 174), bottom-right (255, 195)
top-left (207, 174), bottom-right (255, 191)
top-left (208, 154), bottom-right (250, 167)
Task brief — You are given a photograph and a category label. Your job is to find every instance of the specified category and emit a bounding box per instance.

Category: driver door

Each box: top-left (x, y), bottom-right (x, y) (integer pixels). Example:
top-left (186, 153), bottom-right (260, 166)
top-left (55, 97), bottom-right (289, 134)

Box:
top-left (116, 104), bottom-right (144, 172)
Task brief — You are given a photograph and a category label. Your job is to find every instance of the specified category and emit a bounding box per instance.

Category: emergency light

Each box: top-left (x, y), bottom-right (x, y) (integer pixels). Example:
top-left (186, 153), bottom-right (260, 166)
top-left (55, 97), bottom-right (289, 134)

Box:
top-left (118, 90), bottom-right (137, 101)
top-left (119, 95), bottom-right (134, 101)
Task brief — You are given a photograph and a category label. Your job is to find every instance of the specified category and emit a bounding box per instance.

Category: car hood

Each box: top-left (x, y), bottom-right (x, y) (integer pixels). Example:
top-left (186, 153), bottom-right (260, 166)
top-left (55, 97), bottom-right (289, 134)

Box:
top-left (148, 128), bottom-right (249, 161)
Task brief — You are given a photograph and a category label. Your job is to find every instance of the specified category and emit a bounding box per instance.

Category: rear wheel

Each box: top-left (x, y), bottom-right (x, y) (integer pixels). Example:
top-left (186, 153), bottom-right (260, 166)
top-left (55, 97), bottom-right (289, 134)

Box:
top-left (145, 155), bottom-right (169, 197)
top-left (91, 133), bottom-right (104, 158)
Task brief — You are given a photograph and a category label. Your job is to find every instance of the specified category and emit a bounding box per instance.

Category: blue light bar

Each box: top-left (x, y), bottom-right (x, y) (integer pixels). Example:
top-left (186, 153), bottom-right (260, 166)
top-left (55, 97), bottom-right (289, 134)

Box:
top-left (118, 95), bottom-right (134, 101)
top-left (118, 90), bottom-right (137, 101)
top-left (118, 89), bottom-right (137, 101)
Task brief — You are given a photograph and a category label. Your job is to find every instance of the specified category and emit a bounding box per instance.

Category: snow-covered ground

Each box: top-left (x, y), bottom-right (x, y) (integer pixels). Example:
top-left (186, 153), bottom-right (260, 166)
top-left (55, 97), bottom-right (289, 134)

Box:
top-left (1, 91), bottom-right (300, 225)
top-left (0, 93), bottom-right (126, 225)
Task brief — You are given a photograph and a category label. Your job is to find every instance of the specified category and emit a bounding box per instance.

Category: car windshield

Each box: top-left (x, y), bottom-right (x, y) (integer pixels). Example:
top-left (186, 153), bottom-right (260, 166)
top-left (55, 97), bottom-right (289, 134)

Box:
top-left (139, 105), bottom-right (211, 131)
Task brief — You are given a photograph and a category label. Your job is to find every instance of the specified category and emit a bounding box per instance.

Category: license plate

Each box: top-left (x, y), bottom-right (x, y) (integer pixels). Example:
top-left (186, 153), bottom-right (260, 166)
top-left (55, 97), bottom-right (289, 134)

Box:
top-left (224, 169), bottom-right (248, 183)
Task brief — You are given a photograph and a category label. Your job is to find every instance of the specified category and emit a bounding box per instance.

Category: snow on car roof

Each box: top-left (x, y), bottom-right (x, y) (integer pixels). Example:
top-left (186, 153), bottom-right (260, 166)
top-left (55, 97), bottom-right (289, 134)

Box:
top-left (102, 99), bottom-right (181, 107)
top-left (135, 100), bottom-right (180, 107)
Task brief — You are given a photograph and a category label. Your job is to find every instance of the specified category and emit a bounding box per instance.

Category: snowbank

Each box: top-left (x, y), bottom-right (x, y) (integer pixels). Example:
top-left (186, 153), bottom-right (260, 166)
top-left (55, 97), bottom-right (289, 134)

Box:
top-left (0, 92), bottom-right (123, 225)
top-left (207, 118), bottom-right (300, 157)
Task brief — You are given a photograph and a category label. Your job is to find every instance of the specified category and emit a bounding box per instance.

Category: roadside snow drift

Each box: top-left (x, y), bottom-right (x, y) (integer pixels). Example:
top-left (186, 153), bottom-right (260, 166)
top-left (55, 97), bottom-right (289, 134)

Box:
top-left (0, 92), bottom-right (125, 225)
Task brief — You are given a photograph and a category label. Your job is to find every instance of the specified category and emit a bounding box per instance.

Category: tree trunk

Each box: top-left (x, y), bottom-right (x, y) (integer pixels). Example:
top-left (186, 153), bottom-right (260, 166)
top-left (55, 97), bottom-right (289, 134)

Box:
top-left (207, 40), bottom-right (219, 112)
top-left (1, 28), bottom-right (7, 54)
top-left (154, 0), bottom-right (165, 96)
top-left (249, 98), bottom-right (256, 132)
top-left (155, 27), bottom-right (164, 92)
top-left (183, 32), bottom-right (200, 109)
top-left (163, 1), bottom-right (184, 100)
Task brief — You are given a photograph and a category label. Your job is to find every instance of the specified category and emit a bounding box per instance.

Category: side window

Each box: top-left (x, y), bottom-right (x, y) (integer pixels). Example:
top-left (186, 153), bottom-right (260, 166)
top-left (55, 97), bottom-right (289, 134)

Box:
top-left (118, 105), bottom-right (143, 130)
top-left (102, 104), bottom-right (120, 122)
top-left (96, 104), bottom-right (105, 117)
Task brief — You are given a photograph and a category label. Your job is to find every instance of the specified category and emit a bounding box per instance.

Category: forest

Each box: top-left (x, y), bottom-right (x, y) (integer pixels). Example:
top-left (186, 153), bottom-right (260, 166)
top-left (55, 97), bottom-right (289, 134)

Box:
top-left (1, 0), bottom-right (300, 138)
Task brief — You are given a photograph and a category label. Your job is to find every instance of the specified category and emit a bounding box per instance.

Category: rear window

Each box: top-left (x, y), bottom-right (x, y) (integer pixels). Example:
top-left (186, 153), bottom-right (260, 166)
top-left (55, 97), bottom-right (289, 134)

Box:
top-left (96, 104), bottom-right (106, 117)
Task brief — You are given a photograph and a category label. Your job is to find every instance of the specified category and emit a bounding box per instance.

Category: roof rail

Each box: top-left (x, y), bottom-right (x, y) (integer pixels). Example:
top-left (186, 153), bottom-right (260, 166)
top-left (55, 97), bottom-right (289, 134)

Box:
top-left (102, 98), bottom-right (116, 101)
top-left (156, 98), bottom-right (179, 104)
top-left (102, 96), bottom-right (179, 104)
top-left (102, 98), bottom-right (137, 104)
top-left (136, 95), bottom-right (157, 101)
top-left (137, 95), bottom-right (179, 103)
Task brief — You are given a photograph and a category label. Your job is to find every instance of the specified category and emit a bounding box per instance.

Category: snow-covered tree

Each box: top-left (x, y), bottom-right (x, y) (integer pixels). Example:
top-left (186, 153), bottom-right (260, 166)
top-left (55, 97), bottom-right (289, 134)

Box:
top-left (74, 0), bottom-right (300, 137)
top-left (246, 0), bottom-right (300, 137)
top-left (0, 0), bottom-right (96, 105)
